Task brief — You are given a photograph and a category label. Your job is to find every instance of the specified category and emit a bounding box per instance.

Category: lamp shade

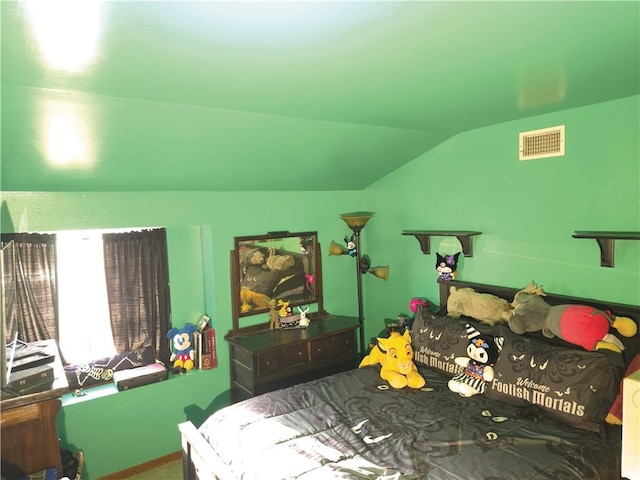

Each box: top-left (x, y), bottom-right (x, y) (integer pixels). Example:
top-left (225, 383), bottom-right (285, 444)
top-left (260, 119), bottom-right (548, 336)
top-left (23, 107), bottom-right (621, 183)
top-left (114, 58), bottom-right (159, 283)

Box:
top-left (340, 212), bottom-right (374, 233)
top-left (328, 240), bottom-right (348, 256)
top-left (369, 266), bottom-right (389, 281)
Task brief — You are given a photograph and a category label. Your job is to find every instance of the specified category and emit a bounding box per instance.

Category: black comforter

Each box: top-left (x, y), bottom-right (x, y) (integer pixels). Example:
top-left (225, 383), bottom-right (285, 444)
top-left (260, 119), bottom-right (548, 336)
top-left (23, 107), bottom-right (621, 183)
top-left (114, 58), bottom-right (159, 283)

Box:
top-left (198, 366), bottom-right (621, 480)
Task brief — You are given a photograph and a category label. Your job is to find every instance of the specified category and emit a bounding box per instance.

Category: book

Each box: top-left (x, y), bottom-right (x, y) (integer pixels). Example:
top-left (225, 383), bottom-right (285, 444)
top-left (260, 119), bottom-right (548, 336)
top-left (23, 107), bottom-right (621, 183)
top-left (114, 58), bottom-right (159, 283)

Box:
top-left (201, 326), bottom-right (211, 370)
top-left (193, 331), bottom-right (202, 369)
top-left (208, 327), bottom-right (217, 369)
top-left (201, 327), bottom-right (217, 369)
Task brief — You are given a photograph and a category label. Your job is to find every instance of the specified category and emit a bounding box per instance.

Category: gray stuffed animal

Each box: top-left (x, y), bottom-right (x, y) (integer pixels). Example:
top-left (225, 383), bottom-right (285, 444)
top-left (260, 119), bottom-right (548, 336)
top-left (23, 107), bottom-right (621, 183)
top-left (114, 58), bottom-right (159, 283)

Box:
top-left (508, 292), bottom-right (637, 353)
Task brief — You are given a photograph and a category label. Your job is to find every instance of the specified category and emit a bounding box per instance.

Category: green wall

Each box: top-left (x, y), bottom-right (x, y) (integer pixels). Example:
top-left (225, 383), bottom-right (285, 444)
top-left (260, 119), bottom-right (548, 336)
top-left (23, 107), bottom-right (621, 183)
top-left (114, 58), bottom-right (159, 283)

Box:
top-left (0, 191), bottom-right (362, 479)
top-left (361, 95), bottom-right (640, 345)
top-left (1, 95), bottom-right (638, 479)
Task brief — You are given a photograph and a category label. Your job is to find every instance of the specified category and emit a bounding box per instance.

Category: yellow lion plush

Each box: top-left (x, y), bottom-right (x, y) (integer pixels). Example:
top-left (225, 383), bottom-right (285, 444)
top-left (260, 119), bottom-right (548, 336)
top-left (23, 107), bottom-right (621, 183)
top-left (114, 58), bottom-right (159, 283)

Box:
top-left (359, 330), bottom-right (426, 389)
top-left (240, 288), bottom-right (272, 313)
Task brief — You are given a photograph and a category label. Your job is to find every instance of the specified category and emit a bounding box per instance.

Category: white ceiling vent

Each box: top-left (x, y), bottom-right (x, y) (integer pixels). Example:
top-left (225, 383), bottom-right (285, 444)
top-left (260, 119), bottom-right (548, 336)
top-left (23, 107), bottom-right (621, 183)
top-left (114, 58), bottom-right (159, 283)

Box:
top-left (519, 125), bottom-right (565, 161)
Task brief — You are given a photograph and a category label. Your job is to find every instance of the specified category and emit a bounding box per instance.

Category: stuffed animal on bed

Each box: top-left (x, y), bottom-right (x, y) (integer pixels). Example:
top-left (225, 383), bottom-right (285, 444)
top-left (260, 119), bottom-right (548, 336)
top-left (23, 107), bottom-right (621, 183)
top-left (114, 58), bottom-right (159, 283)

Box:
top-left (448, 324), bottom-right (504, 397)
top-left (410, 297), bottom-right (430, 315)
top-left (446, 286), bottom-right (513, 325)
top-left (167, 323), bottom-right (197, 371)
top-left (359, 330), bottom-right (426, 389)
top-left (509, 292), bottom-right (638, 352)
top-left (436, 252), bottom-right (460, 281)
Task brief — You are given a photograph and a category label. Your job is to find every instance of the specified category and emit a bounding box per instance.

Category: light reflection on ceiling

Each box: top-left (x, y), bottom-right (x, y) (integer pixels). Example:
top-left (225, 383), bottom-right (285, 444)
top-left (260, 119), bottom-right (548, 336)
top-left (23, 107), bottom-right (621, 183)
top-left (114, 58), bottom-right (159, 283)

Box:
top-left (23, 0), bottom-right (102, 73)
top-left (44, 99), bottom-right (94, 168)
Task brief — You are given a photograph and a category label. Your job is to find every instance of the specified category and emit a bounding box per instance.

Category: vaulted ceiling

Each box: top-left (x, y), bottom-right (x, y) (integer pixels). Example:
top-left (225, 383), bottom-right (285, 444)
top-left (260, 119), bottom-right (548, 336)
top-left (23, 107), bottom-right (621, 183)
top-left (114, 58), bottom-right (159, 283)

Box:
top-left (2, 1), bottom-right (638, 191)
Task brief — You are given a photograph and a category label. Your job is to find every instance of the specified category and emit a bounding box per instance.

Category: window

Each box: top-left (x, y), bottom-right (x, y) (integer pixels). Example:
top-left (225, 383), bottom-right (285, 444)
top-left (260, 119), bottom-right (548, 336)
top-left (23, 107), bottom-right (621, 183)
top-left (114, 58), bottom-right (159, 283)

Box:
top-left (1, 228), bottom-right (171, 366)
top-left (56, 230), bottom-right (116, 364)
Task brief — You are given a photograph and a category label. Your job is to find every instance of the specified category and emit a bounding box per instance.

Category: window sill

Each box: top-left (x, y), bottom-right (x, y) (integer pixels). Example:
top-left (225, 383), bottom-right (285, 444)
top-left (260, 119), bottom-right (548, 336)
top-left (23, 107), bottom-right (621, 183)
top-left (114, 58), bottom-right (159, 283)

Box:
top-left (61, 368), bottom-right (210, 407)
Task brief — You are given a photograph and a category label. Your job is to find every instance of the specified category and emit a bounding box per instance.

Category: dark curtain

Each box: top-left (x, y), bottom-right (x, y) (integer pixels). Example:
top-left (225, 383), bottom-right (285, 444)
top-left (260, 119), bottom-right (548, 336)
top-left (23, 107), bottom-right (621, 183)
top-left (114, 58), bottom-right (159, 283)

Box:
top-left (1, 233), bottom-right (58, 343)
top-left (103, 228), bottom-right (171, 365)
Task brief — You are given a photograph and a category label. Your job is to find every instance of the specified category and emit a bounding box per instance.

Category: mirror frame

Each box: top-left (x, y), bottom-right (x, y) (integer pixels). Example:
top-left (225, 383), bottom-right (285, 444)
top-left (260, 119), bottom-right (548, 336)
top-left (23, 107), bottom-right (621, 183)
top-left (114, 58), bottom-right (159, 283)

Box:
top-left (230, 231), bottom-right (324, 334)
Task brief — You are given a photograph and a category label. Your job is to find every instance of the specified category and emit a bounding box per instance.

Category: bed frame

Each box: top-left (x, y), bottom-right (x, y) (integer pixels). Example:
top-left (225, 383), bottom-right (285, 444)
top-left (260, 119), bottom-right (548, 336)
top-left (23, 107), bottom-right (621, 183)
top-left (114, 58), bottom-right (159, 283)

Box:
top-left (179, 279), bottom-right (640, 480)
top-left (179, 421), bottom-right (235, 480)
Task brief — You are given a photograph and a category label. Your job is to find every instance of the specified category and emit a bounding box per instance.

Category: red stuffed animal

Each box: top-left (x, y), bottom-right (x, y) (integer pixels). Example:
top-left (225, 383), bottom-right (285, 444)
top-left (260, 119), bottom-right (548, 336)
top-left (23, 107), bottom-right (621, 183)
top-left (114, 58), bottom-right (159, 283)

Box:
top-left (509, 292), bottom-right (637, 352)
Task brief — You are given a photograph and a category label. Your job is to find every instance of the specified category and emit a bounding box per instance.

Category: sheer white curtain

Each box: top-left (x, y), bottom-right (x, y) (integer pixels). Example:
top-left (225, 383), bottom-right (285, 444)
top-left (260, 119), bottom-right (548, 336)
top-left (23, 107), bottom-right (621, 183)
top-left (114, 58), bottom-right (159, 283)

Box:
top-left (57, 230), bottom-right (116, 364)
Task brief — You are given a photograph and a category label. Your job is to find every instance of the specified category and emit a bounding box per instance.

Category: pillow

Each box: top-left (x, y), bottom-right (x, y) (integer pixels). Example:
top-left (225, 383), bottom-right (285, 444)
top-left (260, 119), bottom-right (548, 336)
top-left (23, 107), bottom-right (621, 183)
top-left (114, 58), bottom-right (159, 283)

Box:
top-left (410, 306), bottom-right (491, 377)
top-left (64, 346), bottom-right (156, 389)
top-left (487, 325), bottom-right (625, 432)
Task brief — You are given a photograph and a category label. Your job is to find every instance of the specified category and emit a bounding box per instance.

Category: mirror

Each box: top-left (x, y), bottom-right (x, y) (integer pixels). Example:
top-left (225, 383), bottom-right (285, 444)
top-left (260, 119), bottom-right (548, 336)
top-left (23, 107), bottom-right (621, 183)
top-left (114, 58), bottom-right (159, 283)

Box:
top-left (230, 231), bottom-right (324, 332)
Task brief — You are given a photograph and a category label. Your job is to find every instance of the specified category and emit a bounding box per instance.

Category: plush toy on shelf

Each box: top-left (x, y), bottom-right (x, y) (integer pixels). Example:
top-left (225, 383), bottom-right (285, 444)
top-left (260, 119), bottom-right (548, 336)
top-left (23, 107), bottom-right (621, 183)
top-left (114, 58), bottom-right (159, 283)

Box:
top-left (277, 299), bottom-right (292, 317)
top-left (509, 292), bottom-right (638, 352)
top-left (167, 323), bottom-right (197, 372)
top-left (297, 306), bottom-right (310, 327)
top-left (359, 330), bottom-right (426, 389)
top-left (448, 324), bottom-right (504, 397)
top-left (436, 252), bottom-right (460, 281)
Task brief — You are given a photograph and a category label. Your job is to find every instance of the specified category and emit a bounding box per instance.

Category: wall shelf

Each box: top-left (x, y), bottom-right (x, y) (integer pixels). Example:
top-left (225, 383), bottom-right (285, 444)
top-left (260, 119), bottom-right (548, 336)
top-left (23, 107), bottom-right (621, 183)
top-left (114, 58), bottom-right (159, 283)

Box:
top-left (402, 230), bottom-right (482, 257)
top-left (572, 231), bottom-right (640, 268)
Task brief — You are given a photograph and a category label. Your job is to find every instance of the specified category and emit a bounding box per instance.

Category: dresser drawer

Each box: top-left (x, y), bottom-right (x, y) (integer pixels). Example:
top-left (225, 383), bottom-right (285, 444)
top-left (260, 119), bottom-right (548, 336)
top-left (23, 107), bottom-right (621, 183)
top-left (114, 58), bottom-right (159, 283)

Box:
top-left (257, 344), bottom-right (307, 377)
top-left (310, 331), bottom-right (354, 362)
top-left (232, 347), bottom-right (253, 370)
top-left (231, 359), bottom-right (255, 391)
top-left (228, 316), bottom-right (360, 403)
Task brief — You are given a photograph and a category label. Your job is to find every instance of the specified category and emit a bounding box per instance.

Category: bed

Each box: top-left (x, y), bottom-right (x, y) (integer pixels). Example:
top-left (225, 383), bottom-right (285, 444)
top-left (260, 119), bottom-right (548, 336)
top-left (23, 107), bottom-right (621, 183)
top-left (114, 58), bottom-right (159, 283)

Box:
top-left (179, 279), bottom-right (640, 480)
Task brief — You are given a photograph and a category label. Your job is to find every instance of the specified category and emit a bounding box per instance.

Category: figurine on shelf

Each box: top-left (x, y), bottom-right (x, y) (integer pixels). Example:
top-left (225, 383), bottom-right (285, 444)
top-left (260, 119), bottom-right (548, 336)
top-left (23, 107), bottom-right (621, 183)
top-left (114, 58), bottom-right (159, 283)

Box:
top-left (268, 299), bottom-right (279, 330)
top-left (277, 299), bottom-right (292, 317)
top-left (436, 252), bottom-right (460, 281)
top-left (298, 306), bottom-right (310, 327)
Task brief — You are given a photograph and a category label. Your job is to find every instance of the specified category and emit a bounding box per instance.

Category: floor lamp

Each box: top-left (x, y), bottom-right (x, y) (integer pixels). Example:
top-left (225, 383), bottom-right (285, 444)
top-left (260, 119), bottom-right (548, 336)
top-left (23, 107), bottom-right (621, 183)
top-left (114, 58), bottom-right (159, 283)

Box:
top-left (330, 212), bottom-right (388, 356)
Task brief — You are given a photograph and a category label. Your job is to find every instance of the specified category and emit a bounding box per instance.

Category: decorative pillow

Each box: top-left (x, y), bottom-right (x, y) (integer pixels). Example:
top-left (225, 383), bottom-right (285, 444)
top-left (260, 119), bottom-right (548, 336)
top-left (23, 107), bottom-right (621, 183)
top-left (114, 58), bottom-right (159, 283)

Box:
top-left (488, 325), bottom-right (625, 432)
top-left (64, 346), bottom-right (155, 389)
top-left (410, 306), bottom-right (492, 377)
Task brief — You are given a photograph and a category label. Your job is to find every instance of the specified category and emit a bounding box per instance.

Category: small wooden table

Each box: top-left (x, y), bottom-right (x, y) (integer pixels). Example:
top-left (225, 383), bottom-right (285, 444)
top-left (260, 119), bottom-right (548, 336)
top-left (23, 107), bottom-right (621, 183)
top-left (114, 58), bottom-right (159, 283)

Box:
top-left (1, 339), bottom-right (69, 479)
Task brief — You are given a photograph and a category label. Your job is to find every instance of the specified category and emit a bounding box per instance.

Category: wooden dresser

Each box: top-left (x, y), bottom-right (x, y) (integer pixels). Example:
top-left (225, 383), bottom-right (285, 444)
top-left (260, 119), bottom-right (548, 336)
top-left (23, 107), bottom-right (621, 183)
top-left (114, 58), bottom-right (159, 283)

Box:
top-left (1, 339), bottom-right (69, 479)
top-left (227, 316), bottom-right (359, 403)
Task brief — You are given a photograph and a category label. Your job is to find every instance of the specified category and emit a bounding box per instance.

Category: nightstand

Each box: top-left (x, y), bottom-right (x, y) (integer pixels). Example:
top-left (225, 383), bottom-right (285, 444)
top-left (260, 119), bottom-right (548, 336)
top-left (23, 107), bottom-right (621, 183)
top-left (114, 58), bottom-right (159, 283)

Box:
top-left (226, 315), bottom-right (359, 403)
